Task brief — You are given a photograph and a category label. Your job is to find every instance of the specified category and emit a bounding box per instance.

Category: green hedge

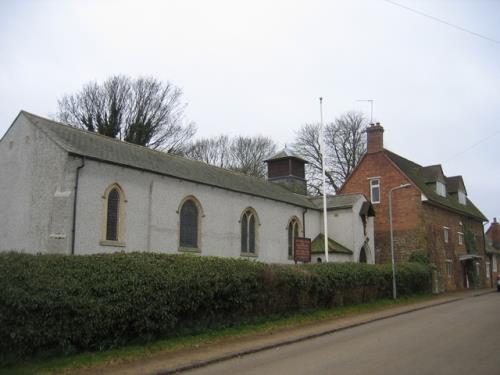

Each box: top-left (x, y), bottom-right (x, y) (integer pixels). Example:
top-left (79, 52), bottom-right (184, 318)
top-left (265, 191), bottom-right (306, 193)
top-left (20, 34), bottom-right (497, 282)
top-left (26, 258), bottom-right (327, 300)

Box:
top-left (0, 252), bottom-right (431, 364)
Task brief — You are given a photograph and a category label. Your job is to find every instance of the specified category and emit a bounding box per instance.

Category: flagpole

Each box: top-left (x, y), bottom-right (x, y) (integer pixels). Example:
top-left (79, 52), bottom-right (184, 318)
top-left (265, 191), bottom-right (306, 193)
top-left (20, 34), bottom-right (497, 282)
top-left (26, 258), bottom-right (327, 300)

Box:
top-left (319, 97), bottom-right (329, 263)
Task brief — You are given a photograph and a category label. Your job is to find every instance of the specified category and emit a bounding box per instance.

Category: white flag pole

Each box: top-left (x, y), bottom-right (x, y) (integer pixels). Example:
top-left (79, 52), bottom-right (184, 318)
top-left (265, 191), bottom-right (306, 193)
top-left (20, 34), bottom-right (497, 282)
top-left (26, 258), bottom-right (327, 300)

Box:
top-left (319, 97), bottom-right (329, 263)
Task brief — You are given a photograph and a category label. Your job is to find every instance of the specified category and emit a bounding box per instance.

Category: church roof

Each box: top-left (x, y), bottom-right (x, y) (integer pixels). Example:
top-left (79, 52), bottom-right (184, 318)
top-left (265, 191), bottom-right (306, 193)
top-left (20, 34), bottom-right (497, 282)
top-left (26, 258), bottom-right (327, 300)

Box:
top-left (21, 112), bottom-right (323, 209)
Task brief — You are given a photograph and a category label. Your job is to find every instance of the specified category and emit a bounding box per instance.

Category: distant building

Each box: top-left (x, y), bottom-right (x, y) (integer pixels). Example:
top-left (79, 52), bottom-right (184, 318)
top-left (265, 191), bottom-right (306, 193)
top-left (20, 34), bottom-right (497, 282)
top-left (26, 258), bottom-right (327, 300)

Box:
top-left (0, 111), bottom-right (374, 264)
top-left (485, 218), bottom-right (500, 285)
top-left (340, 123), bottom-right (488, 291)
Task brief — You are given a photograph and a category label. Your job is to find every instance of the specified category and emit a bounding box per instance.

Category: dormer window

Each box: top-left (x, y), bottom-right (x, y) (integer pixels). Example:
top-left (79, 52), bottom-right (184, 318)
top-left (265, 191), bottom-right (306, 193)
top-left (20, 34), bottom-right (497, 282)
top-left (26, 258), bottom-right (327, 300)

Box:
top-left (436, 181), bottom-right (446, 197)
top-left (458, 190), bottom-right (466, 205)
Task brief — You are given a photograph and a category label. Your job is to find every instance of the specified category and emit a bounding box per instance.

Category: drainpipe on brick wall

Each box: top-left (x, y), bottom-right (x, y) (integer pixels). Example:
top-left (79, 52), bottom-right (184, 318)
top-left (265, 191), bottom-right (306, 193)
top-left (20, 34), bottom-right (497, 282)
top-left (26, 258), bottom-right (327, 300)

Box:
top-left (71, 157), bottom-right (85, 255)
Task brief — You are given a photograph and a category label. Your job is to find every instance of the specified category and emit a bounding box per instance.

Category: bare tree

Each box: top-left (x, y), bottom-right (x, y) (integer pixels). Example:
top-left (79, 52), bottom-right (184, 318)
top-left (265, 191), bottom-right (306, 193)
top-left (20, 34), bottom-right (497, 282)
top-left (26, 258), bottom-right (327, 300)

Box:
top-left (186, 135), bottom-right (276, 178)
top-left (57, 75), bottom-right (195, 153)
top-left (294, 111), bottom-right (367, 194)
top-left (230, 136), bottom-right (277, 178)
top-left (185, 135), bottom-right (231, 168)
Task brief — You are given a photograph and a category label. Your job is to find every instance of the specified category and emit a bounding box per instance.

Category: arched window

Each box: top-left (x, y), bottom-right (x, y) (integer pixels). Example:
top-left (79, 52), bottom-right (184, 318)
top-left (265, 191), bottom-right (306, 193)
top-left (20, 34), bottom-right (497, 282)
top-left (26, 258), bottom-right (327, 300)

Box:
top-left (179, 198), bottom-right (200, 249)
top-left (359, 245), bottom-right (367, 263)
top-left (241, 208), bottom-right (258, 254)
top-left (102, 184), bottom-right (125, 245)
top-left (288, 217), bottom-right (301, 259)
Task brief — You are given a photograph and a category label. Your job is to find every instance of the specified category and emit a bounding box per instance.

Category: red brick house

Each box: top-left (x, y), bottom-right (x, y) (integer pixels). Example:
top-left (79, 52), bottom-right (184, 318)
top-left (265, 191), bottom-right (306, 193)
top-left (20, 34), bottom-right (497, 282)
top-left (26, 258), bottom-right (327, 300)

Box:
top-left (340, 123), bottom-right (488, 292)
top-left (485, 218), bottom-right (500, 285)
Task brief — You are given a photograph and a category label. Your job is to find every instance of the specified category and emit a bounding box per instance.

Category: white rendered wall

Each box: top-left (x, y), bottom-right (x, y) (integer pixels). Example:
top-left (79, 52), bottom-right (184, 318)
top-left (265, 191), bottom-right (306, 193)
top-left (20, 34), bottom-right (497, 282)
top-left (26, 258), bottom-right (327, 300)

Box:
top-left (0, 115), bottom-right (73, 253)
top-left (315, 197), bottom-right (375, 264)
top-left (74, 159), bottom-right (321, 263)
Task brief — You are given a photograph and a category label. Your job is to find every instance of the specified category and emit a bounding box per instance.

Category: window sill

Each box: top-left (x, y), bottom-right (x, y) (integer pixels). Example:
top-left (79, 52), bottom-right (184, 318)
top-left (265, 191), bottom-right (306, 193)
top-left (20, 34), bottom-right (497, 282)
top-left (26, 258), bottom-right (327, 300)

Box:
top-left (241, 252), bottom-right (258, 258)
top-left (179, 247), bottom-right (201, 253)
top-left (100, 240), bottom-right (126, 247)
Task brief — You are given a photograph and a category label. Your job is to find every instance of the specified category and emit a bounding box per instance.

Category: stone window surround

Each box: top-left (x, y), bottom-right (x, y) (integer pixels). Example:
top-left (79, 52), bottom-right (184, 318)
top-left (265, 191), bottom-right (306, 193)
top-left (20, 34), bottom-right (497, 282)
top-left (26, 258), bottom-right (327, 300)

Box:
top-left (239, 207), bottom-right (260, 257)
top-left (177, 195), bottom-right (204, 253)
top-left (287, 216), bottom-right (302, 259)
top-left (100, 183), bottom-right (127, 247)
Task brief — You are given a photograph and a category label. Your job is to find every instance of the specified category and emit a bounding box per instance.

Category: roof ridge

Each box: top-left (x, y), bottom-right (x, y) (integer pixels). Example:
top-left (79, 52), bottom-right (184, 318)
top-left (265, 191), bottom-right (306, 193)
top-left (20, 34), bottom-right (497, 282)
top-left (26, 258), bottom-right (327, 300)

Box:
top-left (21, 111), bottom-right (284, 187)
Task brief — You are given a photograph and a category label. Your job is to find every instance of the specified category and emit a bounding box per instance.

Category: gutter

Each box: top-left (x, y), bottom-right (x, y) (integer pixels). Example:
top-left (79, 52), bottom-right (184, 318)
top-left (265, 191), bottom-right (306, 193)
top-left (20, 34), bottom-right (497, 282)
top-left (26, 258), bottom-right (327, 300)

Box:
top-left (71, 157), bottom-right (85, 255)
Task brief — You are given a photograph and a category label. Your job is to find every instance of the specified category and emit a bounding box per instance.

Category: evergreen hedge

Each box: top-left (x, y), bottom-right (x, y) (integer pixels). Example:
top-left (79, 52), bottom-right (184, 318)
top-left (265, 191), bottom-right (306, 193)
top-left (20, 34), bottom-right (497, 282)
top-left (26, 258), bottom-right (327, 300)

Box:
top-left (0, 252), bottom-right (431, 364)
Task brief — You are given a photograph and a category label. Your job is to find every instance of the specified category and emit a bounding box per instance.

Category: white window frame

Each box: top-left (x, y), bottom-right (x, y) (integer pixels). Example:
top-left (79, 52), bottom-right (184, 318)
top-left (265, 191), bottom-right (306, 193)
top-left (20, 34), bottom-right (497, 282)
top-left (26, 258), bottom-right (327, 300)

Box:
top-left (486, 262), bottom-right (491, 279)
top-left (493, 255), bottom-right (498, 273)
top-left (443, 227), bottom-right (449, 244)
top-left (458, 232), bottom-right (464, 245)
top-left (458, 190), bottom-right (466, 205)
top-left (369, 178), bottom-right (380, 204)
top-left (436, 181), bottom-right (446, 197)
top-left (445, 259), bottom-right (453, 278)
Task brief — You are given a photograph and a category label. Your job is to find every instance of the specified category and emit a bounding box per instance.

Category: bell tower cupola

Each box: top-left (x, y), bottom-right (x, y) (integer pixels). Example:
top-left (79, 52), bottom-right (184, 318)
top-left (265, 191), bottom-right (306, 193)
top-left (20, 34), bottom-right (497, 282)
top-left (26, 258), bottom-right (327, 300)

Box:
top-left (264, 148), bottom-right (307, 195)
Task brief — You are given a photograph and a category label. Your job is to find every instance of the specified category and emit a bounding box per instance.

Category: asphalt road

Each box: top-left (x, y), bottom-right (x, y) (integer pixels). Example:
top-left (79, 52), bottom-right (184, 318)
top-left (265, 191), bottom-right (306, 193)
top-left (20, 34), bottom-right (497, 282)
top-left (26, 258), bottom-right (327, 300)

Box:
top-left (185, 293), bottom-right (500, 375)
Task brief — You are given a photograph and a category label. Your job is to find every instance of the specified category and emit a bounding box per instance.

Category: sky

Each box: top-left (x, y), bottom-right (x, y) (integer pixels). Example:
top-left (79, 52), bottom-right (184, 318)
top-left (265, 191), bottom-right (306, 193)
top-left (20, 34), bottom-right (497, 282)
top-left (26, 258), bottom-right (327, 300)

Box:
top-left (0, 0), bottom-right (499, 222)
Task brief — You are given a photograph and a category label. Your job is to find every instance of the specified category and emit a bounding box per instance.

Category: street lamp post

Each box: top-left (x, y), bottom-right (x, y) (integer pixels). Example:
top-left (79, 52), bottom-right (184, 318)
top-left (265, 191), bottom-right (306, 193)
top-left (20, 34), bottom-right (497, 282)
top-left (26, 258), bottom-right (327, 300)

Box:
top-left (389, 183), bottom-right (412, 299)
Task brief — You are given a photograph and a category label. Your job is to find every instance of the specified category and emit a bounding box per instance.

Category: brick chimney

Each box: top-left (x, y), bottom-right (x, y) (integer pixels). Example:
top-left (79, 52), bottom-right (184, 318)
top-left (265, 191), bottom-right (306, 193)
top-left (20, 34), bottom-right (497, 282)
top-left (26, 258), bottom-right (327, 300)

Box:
top-left (366, 122), bottom-right (384, 154)
top-left (487, 217), bottom-right (500, 248)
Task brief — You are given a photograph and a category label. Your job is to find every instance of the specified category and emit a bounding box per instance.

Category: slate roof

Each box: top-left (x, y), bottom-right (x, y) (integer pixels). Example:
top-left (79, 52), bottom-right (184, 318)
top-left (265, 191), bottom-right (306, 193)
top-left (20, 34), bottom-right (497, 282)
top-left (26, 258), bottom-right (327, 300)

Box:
top-left (310, 233), bottom-right (353, 255)
top-left (19, 111), bottom-right (321, 209)
top-left (307, 194), bottom-right (363, 210)
top-left (383, 149), bottom-right (487, 221)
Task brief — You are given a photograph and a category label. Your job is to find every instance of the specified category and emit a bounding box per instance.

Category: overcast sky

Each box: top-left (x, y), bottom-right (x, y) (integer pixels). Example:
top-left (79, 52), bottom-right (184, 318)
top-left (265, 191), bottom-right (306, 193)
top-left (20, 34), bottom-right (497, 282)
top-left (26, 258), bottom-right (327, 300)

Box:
top-left (1, 0), bottom-right (499, 222)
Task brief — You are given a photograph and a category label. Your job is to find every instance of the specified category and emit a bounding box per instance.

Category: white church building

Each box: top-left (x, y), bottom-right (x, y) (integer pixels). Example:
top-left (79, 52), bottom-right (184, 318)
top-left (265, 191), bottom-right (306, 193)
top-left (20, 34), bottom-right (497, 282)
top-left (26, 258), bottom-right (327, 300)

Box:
top-left (0, 111), bottom-right (375, 264)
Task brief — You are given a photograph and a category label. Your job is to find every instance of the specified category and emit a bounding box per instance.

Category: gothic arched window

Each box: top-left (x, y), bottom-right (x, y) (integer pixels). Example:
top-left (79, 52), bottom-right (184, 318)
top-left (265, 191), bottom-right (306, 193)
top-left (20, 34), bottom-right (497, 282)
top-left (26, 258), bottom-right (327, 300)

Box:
top-left (179, 198), bottom-right (200, 249)
top-left (102, 184), bottom-right (125, 245)
top-left (288, 217), bottom-right (301, 259)
top-left (241, 208), bottom-right (258, 254)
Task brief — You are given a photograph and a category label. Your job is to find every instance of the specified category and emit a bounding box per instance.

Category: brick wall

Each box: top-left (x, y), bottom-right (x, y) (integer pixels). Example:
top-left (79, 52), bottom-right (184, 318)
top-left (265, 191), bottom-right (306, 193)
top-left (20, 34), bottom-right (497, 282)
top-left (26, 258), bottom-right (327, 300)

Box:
top-left (341, 151), bottom-right (487, 291)
top-left (421, 204), bottom-right (486, 291)
top-left (340, 152), bottom-right (425, 263)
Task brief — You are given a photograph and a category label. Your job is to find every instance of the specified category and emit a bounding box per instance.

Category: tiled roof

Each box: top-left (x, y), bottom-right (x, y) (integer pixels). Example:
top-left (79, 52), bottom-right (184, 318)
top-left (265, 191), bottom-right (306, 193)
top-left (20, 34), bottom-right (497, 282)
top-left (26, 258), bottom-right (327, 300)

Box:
top-left (384, 149), bottom-right (487, 221)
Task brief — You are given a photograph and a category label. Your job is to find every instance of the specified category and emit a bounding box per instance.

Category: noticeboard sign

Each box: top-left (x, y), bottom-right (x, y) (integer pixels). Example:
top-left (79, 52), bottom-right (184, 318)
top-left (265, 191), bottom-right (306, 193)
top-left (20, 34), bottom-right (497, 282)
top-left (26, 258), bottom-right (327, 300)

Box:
top-left (294, 237), bottom-right (311, 263)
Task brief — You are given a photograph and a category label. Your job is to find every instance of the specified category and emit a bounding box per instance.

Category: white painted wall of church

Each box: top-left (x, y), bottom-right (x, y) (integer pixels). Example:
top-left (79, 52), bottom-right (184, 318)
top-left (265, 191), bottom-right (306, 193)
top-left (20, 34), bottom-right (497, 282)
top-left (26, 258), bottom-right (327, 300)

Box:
top-left (74, 159), bottom-right (321, 263)
top-left (0, 116), bottom-right (75, 253)
top-left (0, 115), bottom-right (373, 263)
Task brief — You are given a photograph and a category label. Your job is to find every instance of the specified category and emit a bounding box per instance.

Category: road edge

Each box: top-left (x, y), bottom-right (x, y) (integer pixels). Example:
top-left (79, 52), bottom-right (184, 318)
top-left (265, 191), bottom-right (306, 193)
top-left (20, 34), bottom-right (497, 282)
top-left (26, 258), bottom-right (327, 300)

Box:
top-left (157, 289), bottom-right (494, 374)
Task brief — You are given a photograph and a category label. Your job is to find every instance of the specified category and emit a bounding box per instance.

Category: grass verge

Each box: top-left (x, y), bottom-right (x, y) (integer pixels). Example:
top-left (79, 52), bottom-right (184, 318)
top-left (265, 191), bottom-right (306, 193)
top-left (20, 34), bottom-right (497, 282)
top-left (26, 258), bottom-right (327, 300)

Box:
top-left (1, 293), bottom-right (435, 375)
